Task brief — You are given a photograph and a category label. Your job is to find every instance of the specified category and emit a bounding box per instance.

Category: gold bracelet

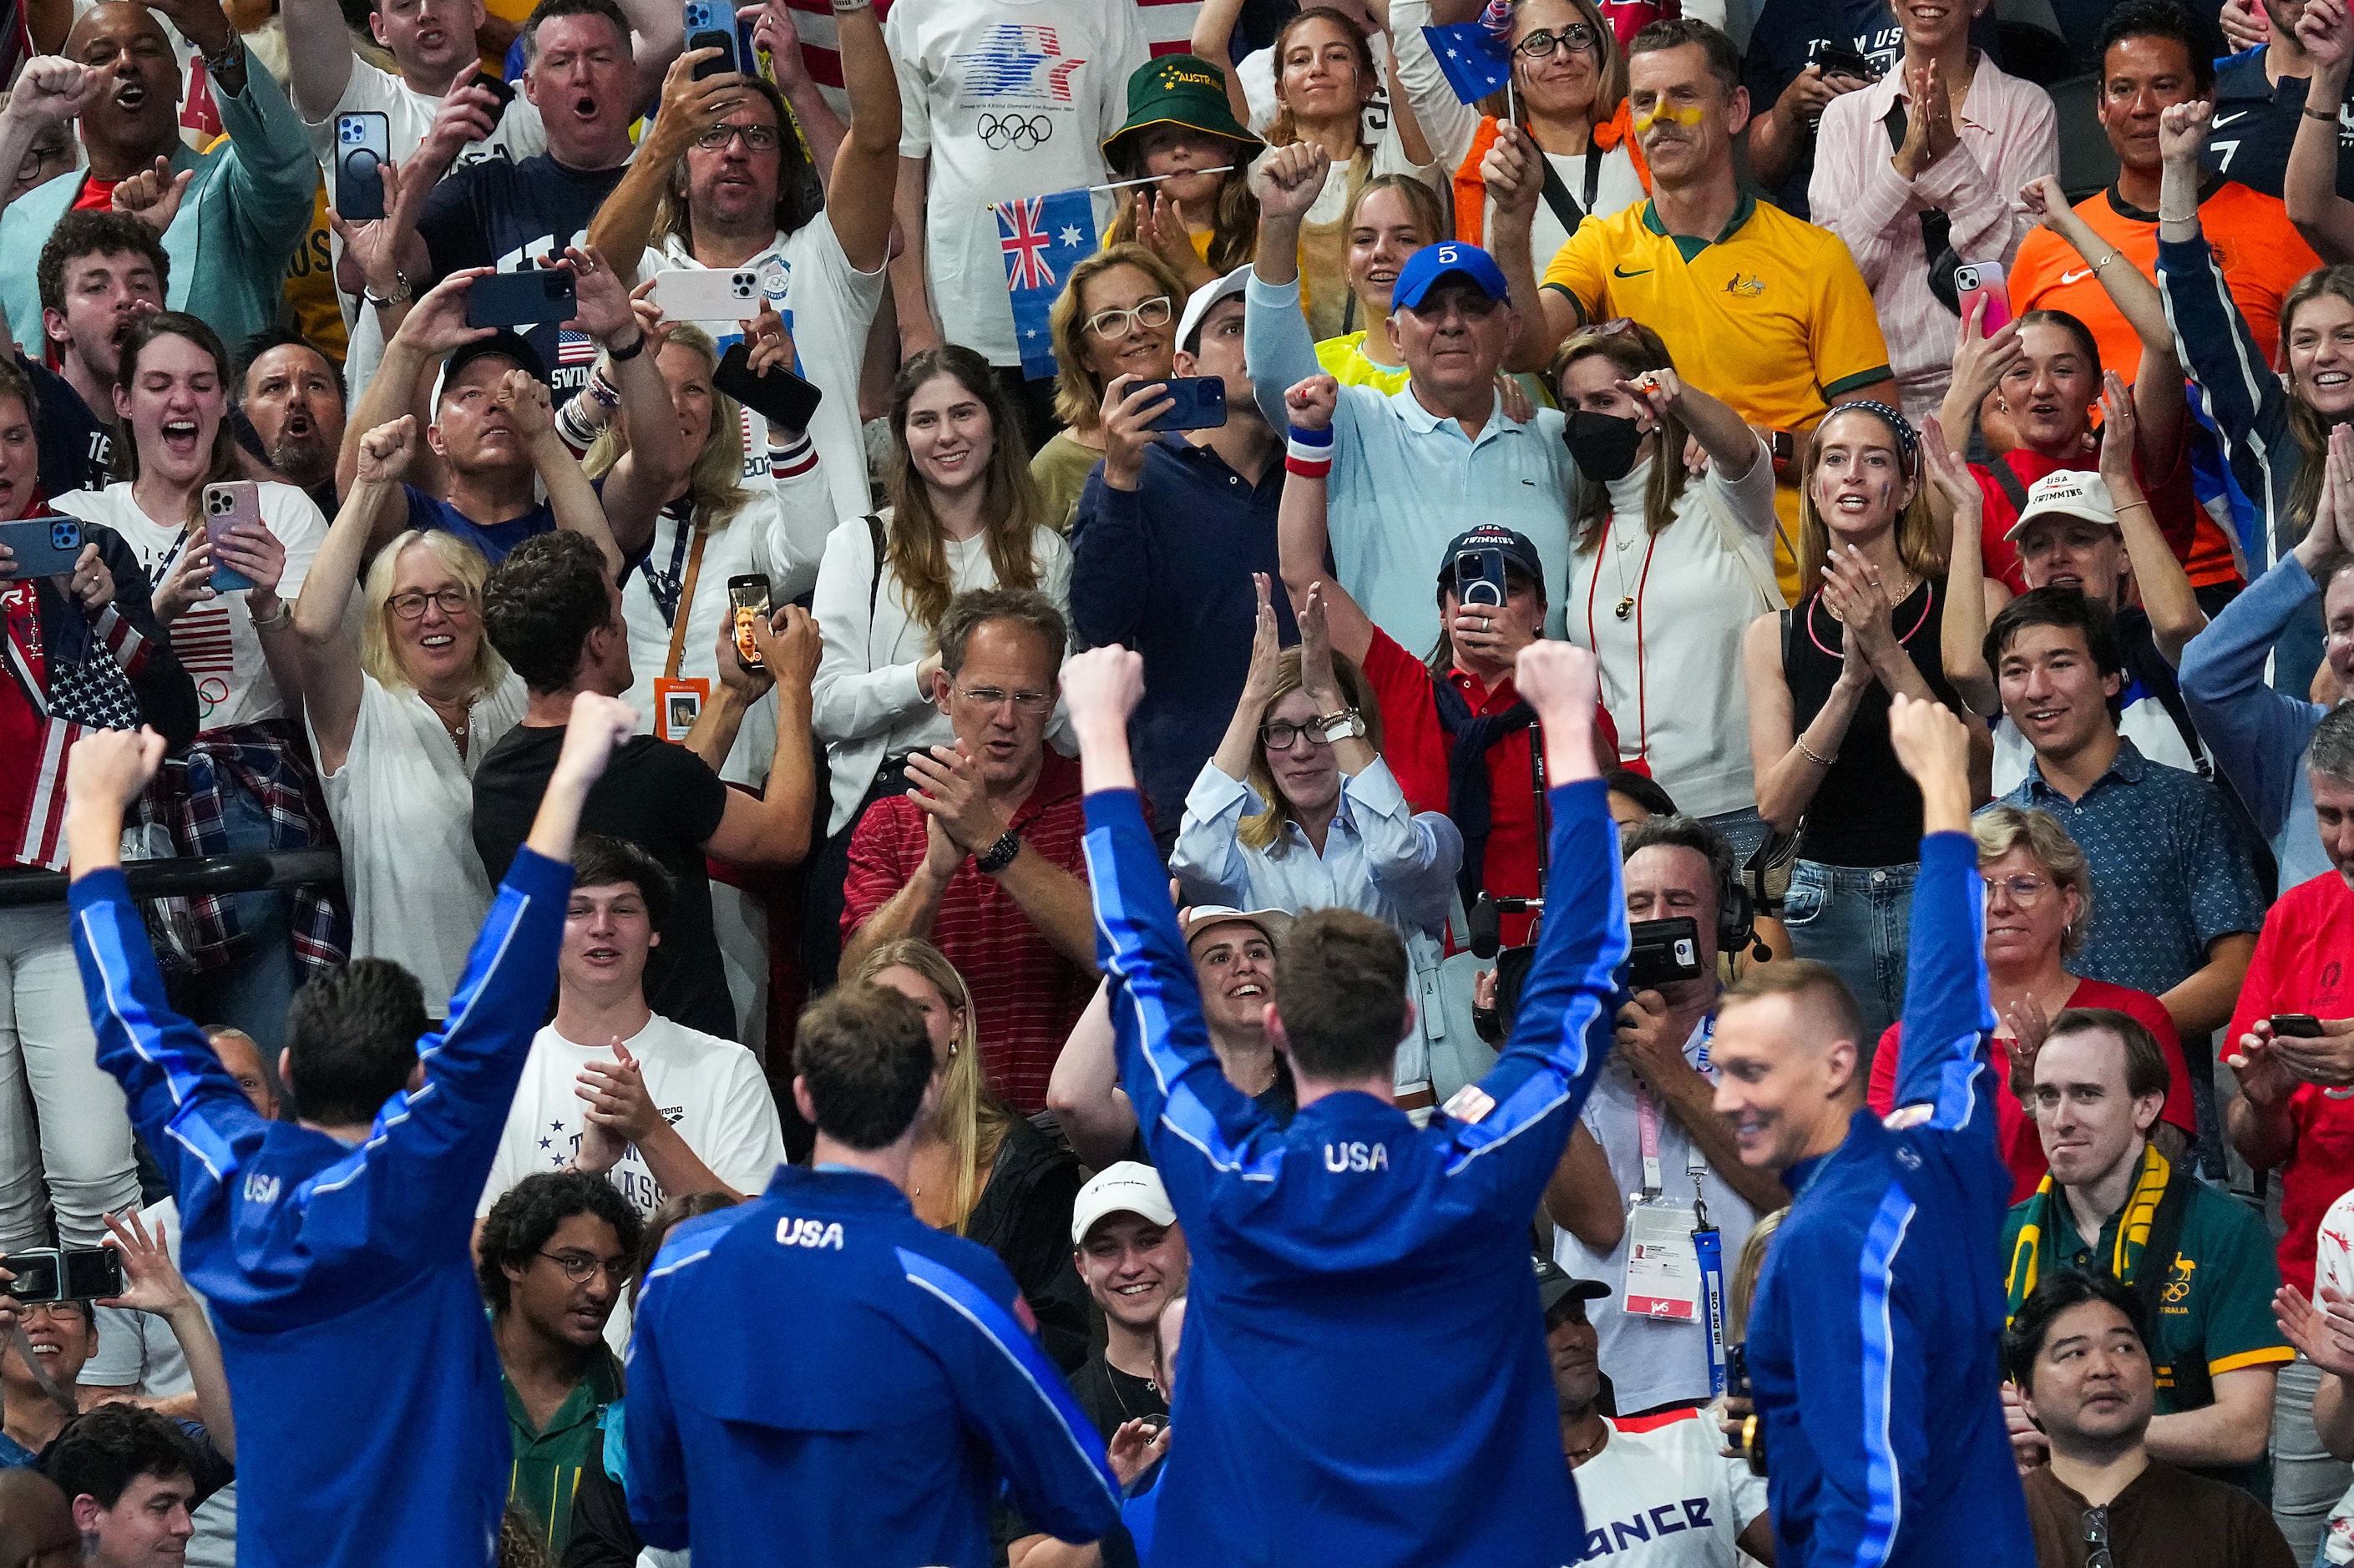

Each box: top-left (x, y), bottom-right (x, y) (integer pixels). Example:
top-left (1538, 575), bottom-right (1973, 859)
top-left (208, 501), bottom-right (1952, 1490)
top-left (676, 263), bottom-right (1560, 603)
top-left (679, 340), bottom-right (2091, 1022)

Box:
top-left (2115, 498), bottom-right (2152, 512)
top-left (1797, 737), bottom-right (1836, 767)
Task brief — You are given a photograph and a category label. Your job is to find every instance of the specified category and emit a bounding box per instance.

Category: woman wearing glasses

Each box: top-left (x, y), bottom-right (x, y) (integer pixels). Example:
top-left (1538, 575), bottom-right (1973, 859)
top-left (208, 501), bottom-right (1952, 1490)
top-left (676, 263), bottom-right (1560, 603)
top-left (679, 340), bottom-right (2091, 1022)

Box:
top-left (805, 346), bottom-right (1071, 988)
top-left (1172, 574), bottom-right (1462, 994)
top-left (1865, 804), bottom-right (2197, 1201)
top-left (1391, 0), bottom-right (1647, 261)
top-left (1029, 244), bottom-right (1191, 531)
top-left (289, 414), bottom-right (524, 1018)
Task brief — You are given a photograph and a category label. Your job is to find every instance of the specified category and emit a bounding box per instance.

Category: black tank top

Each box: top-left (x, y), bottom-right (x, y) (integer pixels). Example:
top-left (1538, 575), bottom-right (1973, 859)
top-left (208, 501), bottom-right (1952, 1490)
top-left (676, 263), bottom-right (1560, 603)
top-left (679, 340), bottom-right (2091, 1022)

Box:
top-left (1783, 575), bottom-right (1965, 868)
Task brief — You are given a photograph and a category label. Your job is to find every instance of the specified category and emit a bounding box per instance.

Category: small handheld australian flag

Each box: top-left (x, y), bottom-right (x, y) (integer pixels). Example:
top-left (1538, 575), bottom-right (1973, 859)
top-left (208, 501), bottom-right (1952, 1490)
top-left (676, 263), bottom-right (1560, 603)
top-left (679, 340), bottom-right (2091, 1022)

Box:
top-left (1422, 0), bottom-right (1516, 105)
top-left (998, 188), bottom-right (1097, 382)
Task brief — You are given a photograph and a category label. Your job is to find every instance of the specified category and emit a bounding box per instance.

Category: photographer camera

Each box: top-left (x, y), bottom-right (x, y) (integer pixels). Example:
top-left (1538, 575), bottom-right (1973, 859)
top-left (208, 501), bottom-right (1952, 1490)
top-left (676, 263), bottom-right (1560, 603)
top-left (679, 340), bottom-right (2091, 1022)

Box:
top-left (1543, 816), bottom-right (1790, 1420)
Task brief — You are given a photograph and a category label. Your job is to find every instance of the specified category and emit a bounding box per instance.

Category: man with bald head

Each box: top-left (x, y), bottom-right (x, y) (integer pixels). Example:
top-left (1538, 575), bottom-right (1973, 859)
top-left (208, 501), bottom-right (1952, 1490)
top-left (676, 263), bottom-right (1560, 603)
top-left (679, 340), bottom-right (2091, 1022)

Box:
top-left (0, 0), bottom-right (316, 357)
top-left (0, 1470), bottom-right (76, 1568)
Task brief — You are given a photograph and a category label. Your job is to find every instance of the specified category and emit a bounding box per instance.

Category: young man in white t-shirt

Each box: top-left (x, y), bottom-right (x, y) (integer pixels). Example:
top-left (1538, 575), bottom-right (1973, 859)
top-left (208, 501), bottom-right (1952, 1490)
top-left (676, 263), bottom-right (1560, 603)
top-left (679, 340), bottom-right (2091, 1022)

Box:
top-left (478, 832), bottom-right (787, 1222)
top-left (584, 0), bottom-right (898, 534)
top-left (1538, 1259), bottom-right (1773, 1564)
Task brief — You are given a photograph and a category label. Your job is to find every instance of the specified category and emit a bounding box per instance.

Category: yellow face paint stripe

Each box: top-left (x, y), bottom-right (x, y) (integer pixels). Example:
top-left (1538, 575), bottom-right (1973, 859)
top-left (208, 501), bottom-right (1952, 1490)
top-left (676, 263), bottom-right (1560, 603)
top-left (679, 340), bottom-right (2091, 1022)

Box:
top-left (1630, 104), bottom-right (1705, 135)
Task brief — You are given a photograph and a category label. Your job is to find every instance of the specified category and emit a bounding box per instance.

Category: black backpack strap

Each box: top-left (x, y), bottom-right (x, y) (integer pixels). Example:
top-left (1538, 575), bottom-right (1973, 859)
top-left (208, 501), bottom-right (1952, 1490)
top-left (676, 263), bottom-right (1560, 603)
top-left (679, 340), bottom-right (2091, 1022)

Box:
top-left (864, 513), bottom-right (886, 619)
top-left (1537, 149), bottom-right (1587, 238)
top-left (1987, 454), bottom-right (2031, 514)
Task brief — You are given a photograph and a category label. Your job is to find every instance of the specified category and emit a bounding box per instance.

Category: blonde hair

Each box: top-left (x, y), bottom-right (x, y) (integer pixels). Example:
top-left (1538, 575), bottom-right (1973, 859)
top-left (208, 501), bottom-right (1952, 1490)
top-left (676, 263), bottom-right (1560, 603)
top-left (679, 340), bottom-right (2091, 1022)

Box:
top-left (1728, 1206), bottom-right (1785, 1343)
top-left (849, 940), bottom-right (1010, 1234)
top-left (582, 326), bottom-right (751, 531)
top-left (1241, 647), bottom-right (1383, 852)
top-left (1971, 805), bottom-right (2094, 957)
top-left (1050, 245), bottom-right (1191, 432)
top-left (359, 529), bottom-right (507, 700)
top-left (1795, 407), bottom-right (1946, 592)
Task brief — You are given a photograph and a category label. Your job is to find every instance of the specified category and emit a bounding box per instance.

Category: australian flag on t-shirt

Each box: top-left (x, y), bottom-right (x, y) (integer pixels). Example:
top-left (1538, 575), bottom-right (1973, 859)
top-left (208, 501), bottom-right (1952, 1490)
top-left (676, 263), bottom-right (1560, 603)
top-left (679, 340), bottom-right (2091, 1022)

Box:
top-left (999, 189), bottom-right (1096, 382)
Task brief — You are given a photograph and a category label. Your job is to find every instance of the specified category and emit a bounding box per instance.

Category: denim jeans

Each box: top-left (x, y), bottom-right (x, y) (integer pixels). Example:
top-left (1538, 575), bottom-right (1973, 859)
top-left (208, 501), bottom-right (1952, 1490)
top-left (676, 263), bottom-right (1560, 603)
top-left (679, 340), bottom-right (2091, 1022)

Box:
top-left (2278, 1356), bottom-right (2353, 1561)
top-left (1781, 859), bottom-right (1917, 1048)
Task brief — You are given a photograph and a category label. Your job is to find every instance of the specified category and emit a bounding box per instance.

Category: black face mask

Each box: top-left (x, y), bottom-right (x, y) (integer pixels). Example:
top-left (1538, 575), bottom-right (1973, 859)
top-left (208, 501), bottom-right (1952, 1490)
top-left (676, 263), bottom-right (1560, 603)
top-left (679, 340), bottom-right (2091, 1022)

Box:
top-left (1562, 409), bottom-right (1645, 483)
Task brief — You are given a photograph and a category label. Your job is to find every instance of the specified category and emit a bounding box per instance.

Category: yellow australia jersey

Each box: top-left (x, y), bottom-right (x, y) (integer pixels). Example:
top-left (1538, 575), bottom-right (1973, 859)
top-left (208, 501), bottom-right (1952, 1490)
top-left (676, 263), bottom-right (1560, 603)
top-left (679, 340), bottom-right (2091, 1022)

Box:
top-left (1541, 195), bottom-right (1891, 598)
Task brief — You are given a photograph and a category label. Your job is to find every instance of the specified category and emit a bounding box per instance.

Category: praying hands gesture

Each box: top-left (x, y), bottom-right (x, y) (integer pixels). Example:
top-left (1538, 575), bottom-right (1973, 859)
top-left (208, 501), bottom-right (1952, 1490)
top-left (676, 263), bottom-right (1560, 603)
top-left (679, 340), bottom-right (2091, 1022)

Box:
top-left (1891, 61), bottom-right (1959, 180)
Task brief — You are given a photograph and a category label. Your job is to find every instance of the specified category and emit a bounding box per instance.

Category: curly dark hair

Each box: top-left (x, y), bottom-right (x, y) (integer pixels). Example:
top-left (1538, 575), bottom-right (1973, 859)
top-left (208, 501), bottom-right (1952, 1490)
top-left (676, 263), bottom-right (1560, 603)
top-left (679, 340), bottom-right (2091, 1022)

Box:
top-left (285, 958), bottom-right (428, 1128)
top-left (477, 1171), bottom-right (645, 1314)
top-left (483, 530), bottom-right (615, 695)
top-left (36, 210), bottom-right (169, 318)
top-left (43, 1404), bottom-right (199, 1510)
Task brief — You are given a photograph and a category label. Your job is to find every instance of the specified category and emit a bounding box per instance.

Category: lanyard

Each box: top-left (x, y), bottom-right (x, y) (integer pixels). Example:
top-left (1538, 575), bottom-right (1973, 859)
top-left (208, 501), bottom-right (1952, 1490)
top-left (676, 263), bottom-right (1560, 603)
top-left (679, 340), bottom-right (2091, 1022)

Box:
top-left (637, 507), bottom-right (696, 627)
top-left (1694, 1214), bottom-right (1728, 1396)
top-left (1633, 1016), bottom-right (1714, 1197)
top-left (1583, 513), bottom-right (1659, 766)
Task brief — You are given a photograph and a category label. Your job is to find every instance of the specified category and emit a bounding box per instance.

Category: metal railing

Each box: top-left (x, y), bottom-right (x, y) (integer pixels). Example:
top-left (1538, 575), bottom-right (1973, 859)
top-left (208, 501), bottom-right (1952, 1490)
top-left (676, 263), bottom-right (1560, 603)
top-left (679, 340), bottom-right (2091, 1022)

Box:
top-left (0, 851), bottom-right (342, 908)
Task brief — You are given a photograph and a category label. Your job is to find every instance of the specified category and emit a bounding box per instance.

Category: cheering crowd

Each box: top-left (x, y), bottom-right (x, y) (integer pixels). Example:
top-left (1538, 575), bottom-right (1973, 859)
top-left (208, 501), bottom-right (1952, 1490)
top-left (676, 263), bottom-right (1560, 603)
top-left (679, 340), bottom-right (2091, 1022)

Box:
top-left (5, 0), bottom-right (2354, 1559)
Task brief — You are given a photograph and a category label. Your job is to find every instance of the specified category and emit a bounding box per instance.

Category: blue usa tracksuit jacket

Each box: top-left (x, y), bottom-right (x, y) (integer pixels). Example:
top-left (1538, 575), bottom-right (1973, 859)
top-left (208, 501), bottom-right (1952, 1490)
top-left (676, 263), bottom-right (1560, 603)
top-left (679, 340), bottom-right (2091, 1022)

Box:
top-left (68, 847), bottom-right (573, 1568)
top-left (1086, 776), bottom-right (1626, 1566)
top-left (1742, 830), bottom-right (2033, 1565)
top-left (622, 1163), bottom-right (1121, 1564)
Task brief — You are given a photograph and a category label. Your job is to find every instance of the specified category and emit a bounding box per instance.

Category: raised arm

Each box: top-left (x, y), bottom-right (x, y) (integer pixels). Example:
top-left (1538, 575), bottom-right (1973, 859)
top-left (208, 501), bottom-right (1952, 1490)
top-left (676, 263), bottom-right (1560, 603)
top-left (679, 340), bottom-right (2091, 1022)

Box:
top-left (701, 608), bottom-right (821, 868)
top-left (2287, 0), bottom-right (2354, 261)
top-left (1045, 984), bottom-right (1142, 1171)
top-left (1385, 0), bottom-right (1485, 171)
top-left (0, 60), bottom-right (99, 224)
top-left (560, 246), bottom-right (683, 564)
top-left (335, 269), bottom-right (490, 513)
top-left (1275, 374), bottom-right (1374, 668)
top-left (1188, 0), bottom-right (1258, 134)
top-left (747, 2), bottom-right (846, 193)
top-left (1207, 574), bottom-right (1283, 790)
top-left (1068, 644), bottom-right (1279, 1206)
top-left (64, 731), bottom-right (273, 1297)
top-left (1243, 146), bottom-right (1333, 427)
top-left (2096, 371), bottom-right (2205, 662)
top-left (1442, 643), bottom-right (1624, 1203)
top-left (1481, 124), bottom-right (1585, 373)
top-left (1927, 414), bottom-right (2002, 714)
top-left (295, 417), bottom-right (423, 776)
top-left (1885, 693), bottom-right (1994, 1119)
top-left (99, 1209), bottom-right (235, 1461)
top-left (279, 0), bottom-right (356, 125)
top-left (814, 0), bottom-right (899, 273)
top-left (584, 48), bottom-right (746, 279)
top-left (2017, 175), bottom-right (2185, 473)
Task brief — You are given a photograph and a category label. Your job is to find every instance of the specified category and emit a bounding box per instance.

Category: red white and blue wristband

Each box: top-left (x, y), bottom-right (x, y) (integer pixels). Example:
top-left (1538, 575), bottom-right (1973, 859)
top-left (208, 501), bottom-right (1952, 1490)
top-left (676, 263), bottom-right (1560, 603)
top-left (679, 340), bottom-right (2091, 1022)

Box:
top-left (1285, 424), bottom-right (1334, 478)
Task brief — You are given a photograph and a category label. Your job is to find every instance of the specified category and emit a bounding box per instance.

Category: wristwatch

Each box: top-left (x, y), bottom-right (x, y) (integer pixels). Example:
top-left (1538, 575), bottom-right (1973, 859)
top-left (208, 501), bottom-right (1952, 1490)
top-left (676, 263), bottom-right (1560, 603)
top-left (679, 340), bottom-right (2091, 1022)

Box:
top-left (1316, 708), bottom-right (1369, 742)
top-left (975, 830), bottom-right (1021, 875)
top-left (362, 272), bottom-right (413, 310)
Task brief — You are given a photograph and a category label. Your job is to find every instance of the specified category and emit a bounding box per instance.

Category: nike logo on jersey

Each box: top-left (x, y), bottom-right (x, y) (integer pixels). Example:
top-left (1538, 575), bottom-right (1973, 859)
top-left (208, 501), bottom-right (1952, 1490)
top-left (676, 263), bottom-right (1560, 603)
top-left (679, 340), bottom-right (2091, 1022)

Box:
top-left (776, 1216), bottom-right (846, 1249)
top-left (2060, 268), bottom-right (2095, 285)
top-left (2212, 109), bottom-right (2250, 127)
top-left (1324, 1141), bottom-right (1391, 1173)
top-left (1613, 264), bottom-right (1653, 277)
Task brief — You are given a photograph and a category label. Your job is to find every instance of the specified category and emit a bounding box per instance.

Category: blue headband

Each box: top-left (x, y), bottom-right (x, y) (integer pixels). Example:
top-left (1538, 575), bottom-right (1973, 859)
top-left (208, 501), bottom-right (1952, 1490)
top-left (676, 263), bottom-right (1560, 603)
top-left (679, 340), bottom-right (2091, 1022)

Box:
top-left (1829, 400), bottom-right (1919, 466)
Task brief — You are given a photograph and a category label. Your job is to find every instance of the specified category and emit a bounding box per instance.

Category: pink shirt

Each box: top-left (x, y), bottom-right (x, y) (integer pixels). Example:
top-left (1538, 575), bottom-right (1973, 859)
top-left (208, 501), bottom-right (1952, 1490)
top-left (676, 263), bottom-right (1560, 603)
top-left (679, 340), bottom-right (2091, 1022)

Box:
top-left (1808, 55), bottom-right (2061, 423)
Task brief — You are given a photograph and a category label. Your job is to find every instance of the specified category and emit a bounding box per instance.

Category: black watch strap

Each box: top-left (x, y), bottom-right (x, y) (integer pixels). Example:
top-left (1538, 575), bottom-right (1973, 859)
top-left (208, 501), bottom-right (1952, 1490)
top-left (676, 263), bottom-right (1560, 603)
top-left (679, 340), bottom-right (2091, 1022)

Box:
top-left (975, 829), bottom-right (1021, 874)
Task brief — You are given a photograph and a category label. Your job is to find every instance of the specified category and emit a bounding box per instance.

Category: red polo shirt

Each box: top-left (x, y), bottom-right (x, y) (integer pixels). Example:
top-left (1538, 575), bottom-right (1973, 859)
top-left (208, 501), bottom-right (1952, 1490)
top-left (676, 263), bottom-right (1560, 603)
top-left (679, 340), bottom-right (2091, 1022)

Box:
top-left (1361, 629), bottom-right (1617, 948)
top-left (2225, 870), bottom-right (2354, 1296)
top-left (1972, 425), bottom-right (2201, 594)
top-left (842, 749), bottom-right (1094, 1115)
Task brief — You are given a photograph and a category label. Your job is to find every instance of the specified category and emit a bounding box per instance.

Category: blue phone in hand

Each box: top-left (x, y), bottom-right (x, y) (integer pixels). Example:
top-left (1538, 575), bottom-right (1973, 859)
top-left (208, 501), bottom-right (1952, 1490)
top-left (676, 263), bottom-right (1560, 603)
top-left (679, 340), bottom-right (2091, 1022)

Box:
top-left (685, 0), bottom-right (742, 78)
top-left (1141, 377), bottom-right (1228, 433)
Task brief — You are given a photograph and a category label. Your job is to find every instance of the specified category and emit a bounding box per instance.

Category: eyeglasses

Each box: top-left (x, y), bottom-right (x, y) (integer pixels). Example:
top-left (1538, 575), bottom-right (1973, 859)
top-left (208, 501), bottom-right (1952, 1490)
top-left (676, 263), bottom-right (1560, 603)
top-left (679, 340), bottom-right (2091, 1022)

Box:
top-left (695, 123), bottom-right (782, 152)
top-left (537, 1250), bottom-right (631, 1285)
top-left (1259, 718), bottom-right (1334, 751)
top-left (2082, 1505), bottom-right (2113, 1568)
top-left (1986, 873), bottom-right (2055, 907)
top-left (1515, 23), bottom-right (1599, 59)
top-left (1083, 296), bottom-right (1173, 340)
top-left (387, 587), bottom-right (473, 620)
top-left (953, 685), bottom-right (1056, 715)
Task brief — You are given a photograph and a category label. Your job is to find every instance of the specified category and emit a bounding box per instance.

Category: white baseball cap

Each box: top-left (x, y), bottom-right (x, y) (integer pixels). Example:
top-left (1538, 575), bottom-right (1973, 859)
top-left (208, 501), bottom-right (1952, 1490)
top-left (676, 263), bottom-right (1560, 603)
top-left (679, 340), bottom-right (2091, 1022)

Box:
top-left (2004, 469), bottom-right (2119, 541)
top-left (1176, 264), bottom-right (1252, 355)
top-left (1071, 1161), bottom-right (1177, 1246)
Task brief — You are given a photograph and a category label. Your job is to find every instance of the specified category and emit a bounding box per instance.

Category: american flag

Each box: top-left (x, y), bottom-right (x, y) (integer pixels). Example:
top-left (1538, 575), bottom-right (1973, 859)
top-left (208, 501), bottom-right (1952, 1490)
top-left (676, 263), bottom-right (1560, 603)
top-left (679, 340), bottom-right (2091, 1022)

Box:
top-left (997, 196), bottom-right (1057, 293)
top-left (558, 328), bottom-right (598, 367)
top-left (782, 0), bottom-right (1202, 112)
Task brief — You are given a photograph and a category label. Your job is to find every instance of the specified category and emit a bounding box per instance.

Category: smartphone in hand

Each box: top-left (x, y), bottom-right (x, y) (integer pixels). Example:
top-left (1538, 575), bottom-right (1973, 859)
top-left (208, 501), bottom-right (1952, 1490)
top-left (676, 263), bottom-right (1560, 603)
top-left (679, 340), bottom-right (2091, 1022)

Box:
top-left (204, 482), bottom-right (262, 593)
top-left (335, 111), bottom-right (391, 221)
top-left (728, 574), bottom-right (772, 670)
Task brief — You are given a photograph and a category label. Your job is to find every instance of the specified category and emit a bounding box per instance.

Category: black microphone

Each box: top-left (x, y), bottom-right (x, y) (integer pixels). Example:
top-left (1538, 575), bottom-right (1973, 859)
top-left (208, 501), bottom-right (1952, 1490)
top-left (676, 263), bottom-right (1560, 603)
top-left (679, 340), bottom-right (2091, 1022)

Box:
top-left (1468, 893), bottom-right (1501, 960)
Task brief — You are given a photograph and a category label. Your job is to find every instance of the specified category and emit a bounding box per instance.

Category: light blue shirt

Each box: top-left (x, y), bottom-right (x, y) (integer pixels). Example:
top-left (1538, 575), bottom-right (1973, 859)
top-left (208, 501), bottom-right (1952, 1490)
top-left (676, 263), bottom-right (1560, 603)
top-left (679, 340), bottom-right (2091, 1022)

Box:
top-left (1243, 273), bottom-right (1578, 654)
top-left (1169, 756), bottom-right (1462, 938)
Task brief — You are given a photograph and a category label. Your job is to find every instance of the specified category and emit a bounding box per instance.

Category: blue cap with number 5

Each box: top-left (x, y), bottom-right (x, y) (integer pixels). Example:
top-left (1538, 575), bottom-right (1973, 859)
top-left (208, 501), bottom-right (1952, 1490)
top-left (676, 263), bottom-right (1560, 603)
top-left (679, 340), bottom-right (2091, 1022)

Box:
top-left (1390, 241), bottom-right (1512, 314)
